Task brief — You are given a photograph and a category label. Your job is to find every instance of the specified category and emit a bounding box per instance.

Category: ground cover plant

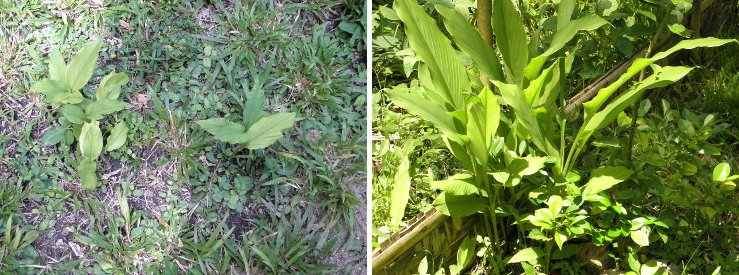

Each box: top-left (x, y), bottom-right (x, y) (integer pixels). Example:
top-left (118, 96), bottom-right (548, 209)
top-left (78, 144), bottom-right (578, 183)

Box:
top-left (0, 0), bottom-right (366, 273)
top-left (372, 0), bottom-right (738, 273)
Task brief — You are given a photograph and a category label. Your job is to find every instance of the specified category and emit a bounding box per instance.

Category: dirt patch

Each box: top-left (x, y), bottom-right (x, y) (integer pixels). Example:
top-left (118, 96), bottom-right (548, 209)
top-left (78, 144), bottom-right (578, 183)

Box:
top-left (323, 176), bottom-right (367, 274)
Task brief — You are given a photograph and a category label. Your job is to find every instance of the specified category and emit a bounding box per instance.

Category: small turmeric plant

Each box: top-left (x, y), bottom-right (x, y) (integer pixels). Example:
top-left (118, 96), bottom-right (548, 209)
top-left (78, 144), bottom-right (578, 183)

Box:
top-left (32, 38), bottom-right (130, 191)
top-left (196, 81), bottom-right (295, 150)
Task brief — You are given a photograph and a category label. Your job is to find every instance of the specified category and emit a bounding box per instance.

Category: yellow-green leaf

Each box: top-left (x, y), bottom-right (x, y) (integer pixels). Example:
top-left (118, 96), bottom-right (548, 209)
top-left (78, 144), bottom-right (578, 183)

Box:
top-left (105, 122), bottom-right (128, 151)
top-left (79, 122), bottom-right (103, 160)
top-left (394, 0), bottom-right (469, 111)
top-left (85, 99), bottom-right (129, 121)
top-left (436, 5), bottom-right (504, 83)
top-left (432, 192), bottom-right (487, 217)
top-left (96, 72), bottom-right (129, 100)
top-left (60, 104), bottom-right (86, 124)
top-left (390, 156), bottom-right (411, 227)
top-left (493, 0), bottom-right (528, 84)
top-left (48, 51), bottom-right (67, 82)
top-left (66, 38), bottom-right (102, 92)
top-left (583, 166), bottom-right (632, 195)
top-left (196, 118), bottom-right (247, 144)
top-left (243, 112), bottom-right (295, 149)
top-left (78, 158), bottom-right (98, 191)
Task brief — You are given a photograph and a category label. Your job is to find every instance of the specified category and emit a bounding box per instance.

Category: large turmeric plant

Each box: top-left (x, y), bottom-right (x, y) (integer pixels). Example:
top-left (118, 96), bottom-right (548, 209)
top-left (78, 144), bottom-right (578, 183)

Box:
top-left (388, 0), bottom-right (735, 273)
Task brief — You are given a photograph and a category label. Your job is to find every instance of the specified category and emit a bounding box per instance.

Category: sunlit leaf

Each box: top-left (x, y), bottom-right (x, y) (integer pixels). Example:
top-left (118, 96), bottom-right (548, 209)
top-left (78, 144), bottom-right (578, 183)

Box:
top-left (430, 174), bottom-right (482, 196)
top-left (432, 193), bottom-right (487, 217)
top-left (713, 162), bottom-right (730, 182)
top-left (492, 0), bottom-right (528, 84)
top-left (390, 156), bottom-right (411, 227)
top-left (583, 166), bottom-right (633, 195)
top-left (436, 5), bottom-right (504, 82)
top-left (506, 247), bottom-right (544, 264)
top-left (395, 0), bottom-right (468, 110)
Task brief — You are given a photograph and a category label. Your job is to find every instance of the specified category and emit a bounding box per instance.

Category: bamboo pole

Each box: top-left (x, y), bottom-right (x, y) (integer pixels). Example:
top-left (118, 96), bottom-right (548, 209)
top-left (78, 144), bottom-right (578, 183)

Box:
top-left (371, 209), bottom-right (448, 273)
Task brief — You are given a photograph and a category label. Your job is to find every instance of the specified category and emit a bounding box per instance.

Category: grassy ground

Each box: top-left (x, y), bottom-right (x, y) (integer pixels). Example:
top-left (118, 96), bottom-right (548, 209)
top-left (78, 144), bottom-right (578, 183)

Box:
top-left (0, 0), bottom-right (366, 274)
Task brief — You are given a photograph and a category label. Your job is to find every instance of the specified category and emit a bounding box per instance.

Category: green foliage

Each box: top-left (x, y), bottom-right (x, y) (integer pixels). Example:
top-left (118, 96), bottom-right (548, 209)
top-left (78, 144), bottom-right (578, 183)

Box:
top-left (379, 0), bottom-right (736, 273)
top-left (196, 82), bottom-right (296, 150)
top-left (4, 0), bottom-right (365, 273)
top-left (33, 39), bottom-right (130, 191)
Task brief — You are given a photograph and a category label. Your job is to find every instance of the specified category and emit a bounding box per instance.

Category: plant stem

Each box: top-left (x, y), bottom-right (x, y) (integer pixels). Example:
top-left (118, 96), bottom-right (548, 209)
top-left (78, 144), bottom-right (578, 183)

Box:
top-left (480, 162), bottom-right (502, 275)
top-left (545, 238), bottom-right (554, 274)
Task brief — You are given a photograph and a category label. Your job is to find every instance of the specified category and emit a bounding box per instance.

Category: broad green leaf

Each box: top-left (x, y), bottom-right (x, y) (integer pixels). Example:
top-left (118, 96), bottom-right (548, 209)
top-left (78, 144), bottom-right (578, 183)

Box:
top-left (196, 118), bottom-right (248, 144)
top-left (390, 156), bottom-right (411, 227)
top-left (528, 208), bottom-right (554, 229)
top-left (713, 162), bottom-right (730, 182)
top-left (105, 122), bottom-right (128, 151)
top-left (430, 174), bottom-right (482, 196)
top-left (508, 155), bottom-right (548, 176)
top-left (480, 86), bottom-right (500, 146)
top-left (456, 236), bottom-right (476, 268)
top-left (494, 81), bottom-right (557, 157)
top-left (554, 229), bottom-right (568, 250)
top-left (467, 87), bottom-right (500, 165)
top-left (243, 112), bottom-right (295, 149)
top-left (85, 99), bottom-right (129, 121)
top-left (66, 38), bottom-right (102, 92)
top-left (544, 16), bottom-right (608, 57)
top-left (48, 51), bottom-right (67, 82)
top-left (493, 0), bottom-right (528, 84)
top-left (388, 91), bottom-right (457, 134)
top-left (584, 66), bottom-right (693, 132)
top-left (432, 193), bottom-right (487, 217)
top-left (630, 226), bottom-right (650, 247)
top-left (547, 195), bottom-right (563, 216)
top-left (59, 104), bottom-right (86, 124)
top-left (243, 83), bottom-right (265, 128)
top-left (395, 0), bottom-right (468, 110)
top-left (525, 16), bottom-right (607, 78)
top-left (63, 92), bottom-right (84, 104)
top-left (41, 126), bottom-right (68, 146)
top-left (627, 252), bottom-right (641, 272)
top-left (418, 256), bottom-right (429, 275)
top-left (506, 247), bottom-right (544, 264)
top-left (630, 217), bottom-right (647, 230)
top-left (583, 166), bottom-right (633, 195)
top-left (557, 0), bottom-right (576, 30)
top-left (31, 79), bottom-right (70, 103)
top-left (96, 72), bottom-right (129, 100)
top-left (641, 259), bottom-right (668, 275)
top-left (436, 5), bottom-right (504, 82)
top-left (443, 136), bottom-right (475, 171)
top-left (79, 122), bottom-right (103, 160)
top-left (583, 38), bottom-right (737, 119)
top-left (78, 158), bottom-right (97, 191)
top-left (524, 63), bottom-right (554, 104)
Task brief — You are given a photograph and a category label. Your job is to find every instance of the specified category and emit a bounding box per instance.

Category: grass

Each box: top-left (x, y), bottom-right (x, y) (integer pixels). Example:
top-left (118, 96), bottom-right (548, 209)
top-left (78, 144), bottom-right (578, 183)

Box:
top-left (0, 0), bottom-right (366, 273)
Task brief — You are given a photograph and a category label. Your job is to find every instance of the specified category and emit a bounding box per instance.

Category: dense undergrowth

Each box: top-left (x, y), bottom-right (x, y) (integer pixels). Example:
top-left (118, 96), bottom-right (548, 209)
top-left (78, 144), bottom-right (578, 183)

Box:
top-left (372, 0), bottom-right (738, 274)
top-left (0, 0), bottom-right (366, 273)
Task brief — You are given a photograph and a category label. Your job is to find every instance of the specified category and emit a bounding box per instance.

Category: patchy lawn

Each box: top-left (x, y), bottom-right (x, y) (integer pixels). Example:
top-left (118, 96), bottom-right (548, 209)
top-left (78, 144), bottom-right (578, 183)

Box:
top-left (0, 0), bottom-right (366, 274)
